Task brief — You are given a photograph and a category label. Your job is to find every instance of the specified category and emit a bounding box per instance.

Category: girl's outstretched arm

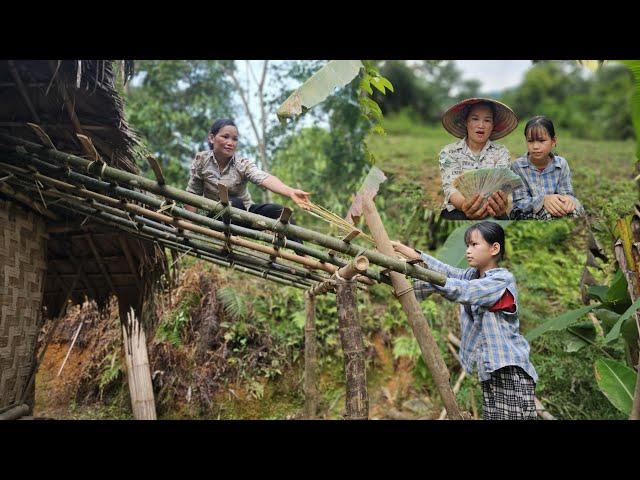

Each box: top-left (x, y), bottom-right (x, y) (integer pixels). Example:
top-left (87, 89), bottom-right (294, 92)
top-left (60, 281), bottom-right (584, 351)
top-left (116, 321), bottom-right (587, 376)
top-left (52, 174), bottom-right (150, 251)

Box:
top-left (391, 241), bottom-right (468, 279)
top-left (430, 273), bottom-right (511, 307)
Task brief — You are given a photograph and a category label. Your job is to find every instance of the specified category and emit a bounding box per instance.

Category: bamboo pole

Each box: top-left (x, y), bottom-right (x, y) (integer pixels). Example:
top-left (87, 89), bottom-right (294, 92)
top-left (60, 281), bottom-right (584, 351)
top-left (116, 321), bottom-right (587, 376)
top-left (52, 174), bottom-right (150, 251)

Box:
top-left (304, 292), bottom-right (318, 419)
top-left (50, 199), bottom-right (315, 288)
top-left (7, 180), bottom-right (322, 287)
top-left (335, 256), bottom-right (369, 420)
top-left (0, 404), bottom-right (30, 420)
top-left (361, 196), bottom-right (464, 420)
top-left (122, 307), bottom-right (156, 420)
top-left (0, 136), bottom-right (445, 285)
top-left (0, 157), bottom-right (387, 285)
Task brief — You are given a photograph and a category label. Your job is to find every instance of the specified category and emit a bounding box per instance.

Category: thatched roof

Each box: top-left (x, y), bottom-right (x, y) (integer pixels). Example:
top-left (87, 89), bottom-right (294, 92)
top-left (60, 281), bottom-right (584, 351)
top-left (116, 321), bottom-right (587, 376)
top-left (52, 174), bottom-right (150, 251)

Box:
top-left (0, 60), bottom-right (166, 317)
top-left (0, 60), bottom-right (139, 172)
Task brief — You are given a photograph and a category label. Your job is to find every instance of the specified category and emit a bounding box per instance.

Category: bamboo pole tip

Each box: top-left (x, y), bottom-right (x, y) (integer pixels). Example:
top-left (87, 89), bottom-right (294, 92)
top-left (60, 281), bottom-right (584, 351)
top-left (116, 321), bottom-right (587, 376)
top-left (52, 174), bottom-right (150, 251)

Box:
top-left (353, 255), bottom-right (369, 272)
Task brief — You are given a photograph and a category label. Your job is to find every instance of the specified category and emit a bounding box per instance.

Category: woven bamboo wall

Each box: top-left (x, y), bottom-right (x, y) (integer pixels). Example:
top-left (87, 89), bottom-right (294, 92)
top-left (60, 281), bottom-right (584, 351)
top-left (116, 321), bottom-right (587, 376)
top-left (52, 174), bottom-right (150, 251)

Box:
top-left (0, 199), bottom-right (47, 409)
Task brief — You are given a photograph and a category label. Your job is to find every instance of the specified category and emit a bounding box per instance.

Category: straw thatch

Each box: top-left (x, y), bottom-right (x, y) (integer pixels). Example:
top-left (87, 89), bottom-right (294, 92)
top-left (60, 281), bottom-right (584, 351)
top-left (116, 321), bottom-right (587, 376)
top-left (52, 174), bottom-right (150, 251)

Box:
top-left (0, 60), bottom-right (165, 317)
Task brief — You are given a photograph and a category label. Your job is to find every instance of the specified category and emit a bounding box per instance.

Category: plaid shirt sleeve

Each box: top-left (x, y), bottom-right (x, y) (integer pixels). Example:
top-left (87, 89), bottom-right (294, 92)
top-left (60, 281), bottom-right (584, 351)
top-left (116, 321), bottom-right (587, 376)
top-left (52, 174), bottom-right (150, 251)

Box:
top-left (412, 253), bottom-right (471, 301)
top-left (510, 161), bottom-right (545, 214)
top-left (429, 273), bottom-right (509, 307)
top-left (186, 153), bottom-right (204, 196)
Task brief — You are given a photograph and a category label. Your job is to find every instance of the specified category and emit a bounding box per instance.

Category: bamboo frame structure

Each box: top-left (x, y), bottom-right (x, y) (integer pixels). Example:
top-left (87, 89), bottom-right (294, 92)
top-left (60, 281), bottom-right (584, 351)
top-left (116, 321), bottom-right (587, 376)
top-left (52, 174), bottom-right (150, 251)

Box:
top-left (0, 133), bottom-right (446, 286)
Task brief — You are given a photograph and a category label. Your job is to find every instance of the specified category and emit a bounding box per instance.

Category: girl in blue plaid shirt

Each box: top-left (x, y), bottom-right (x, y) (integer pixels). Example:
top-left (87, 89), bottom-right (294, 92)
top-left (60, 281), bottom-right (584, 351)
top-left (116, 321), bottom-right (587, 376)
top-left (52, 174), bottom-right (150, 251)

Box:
top-left (392, 221), bottom-right (538, 420)
top-left (510, 116), bottom-right (584, 220)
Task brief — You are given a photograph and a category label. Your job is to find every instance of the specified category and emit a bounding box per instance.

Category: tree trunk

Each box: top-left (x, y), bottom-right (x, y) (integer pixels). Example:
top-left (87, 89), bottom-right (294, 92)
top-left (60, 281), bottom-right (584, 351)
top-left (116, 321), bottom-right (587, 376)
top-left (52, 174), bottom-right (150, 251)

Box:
top-left (304, 292), bottom-right (318, 419)
top-left (362, 196), bottom-right (464, 420)
top-left (336, 275), bottom-right (368, 420)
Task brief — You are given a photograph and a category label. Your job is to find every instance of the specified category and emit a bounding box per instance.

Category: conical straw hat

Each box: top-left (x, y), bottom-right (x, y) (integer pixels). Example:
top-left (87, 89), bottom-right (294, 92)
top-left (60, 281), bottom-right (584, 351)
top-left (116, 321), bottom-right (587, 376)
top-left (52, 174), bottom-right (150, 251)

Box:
top-left (441, 97), bottom-right (518, 141)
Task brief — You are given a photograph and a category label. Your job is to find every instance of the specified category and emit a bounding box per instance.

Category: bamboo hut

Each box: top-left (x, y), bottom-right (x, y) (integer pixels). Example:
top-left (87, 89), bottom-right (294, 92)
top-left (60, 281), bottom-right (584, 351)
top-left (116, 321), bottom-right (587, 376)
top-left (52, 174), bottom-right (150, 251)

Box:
top-left (0, 60), bottom-right (165, 417)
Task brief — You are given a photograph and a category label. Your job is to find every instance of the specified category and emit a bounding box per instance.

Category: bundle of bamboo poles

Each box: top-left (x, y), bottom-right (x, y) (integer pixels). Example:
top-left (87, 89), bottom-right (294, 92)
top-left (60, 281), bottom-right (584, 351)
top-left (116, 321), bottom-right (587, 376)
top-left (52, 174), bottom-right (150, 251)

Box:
top-left (0, 132), bottom-right (446, 290)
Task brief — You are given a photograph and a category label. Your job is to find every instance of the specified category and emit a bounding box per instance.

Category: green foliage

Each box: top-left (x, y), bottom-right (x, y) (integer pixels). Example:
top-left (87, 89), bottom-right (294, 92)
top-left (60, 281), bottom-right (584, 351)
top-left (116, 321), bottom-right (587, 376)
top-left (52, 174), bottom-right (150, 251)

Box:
top-left (217, 286), bottom-right (250, 321)
top-left (621, 60), bottom-right (640, 160)
top-left (372, 61), bottom-right (481, 123)
top-left (501, 61), bottom-right (635, 141)
top-left (594, 358), bottom-right (637, 415)
top-left (98, 350), bottom-right (123, 396)
top-left (124, 60), bottom-right (236, 187)
top-left (156, 291), bottom-right (199, 346)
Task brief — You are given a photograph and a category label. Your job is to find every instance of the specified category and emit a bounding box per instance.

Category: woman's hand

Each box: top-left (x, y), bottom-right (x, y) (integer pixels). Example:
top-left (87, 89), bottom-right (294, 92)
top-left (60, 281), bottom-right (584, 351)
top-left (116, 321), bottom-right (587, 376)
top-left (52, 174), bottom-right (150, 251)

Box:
top-left (289, 188), bottom-right (312, 210)
top-left (461, 193), bottom-right (488, 219)
top-left (486, 190), bottom-right (508, 217)
top-left (390, 240), bottom-right (421, 261)
top-left (559, 195), bottom-right (576, 214)
top-left (543, 194), bottom-right (568, 217)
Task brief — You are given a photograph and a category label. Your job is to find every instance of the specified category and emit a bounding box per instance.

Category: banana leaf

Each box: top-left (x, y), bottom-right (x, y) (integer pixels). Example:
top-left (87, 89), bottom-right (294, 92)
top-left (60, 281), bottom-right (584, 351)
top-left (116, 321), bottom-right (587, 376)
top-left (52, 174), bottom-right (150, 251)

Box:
top-left (277, 60), bottom-right (363, 121)
top-left (525, 304), bottom-right (599, 342)
top-left (594, 358), bottom-right (636, 415)
top-left (603, 296), bottom-right (640, 344)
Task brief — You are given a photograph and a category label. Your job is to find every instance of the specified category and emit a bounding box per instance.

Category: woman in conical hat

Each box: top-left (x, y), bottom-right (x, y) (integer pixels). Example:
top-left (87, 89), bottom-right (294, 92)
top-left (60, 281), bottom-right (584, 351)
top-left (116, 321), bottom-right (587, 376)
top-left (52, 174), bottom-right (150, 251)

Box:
top-left (439, 98), bottom-right (518, 220)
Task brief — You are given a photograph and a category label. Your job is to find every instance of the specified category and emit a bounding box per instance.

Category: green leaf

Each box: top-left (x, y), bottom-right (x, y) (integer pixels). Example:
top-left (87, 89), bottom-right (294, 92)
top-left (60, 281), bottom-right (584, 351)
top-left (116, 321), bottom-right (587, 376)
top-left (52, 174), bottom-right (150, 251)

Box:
top-left (587, 285), bottom-right (609, 303)
top-left (370, 76), bottom-right (388, 94)
top-left (525, 304), bottom-right (599, 342)
top-left (604, 269), bottom-right (631, 312)
top-left (359, 78), bottom-right (373, 95)
top-left (436, 220), bottom-right (512, 269)
top-left (379, 76), bottom-right (394, 92)
top-left (603, 296), bottom-right (640, 343)
top-left (277, 60), bottom-right (364, 121)
top-left (292, 311), bottom-right (306, 330)
top-left (594, 358), bottom-right (636, 415)
top-left (621, 60), bottom-right (640, 161)
top-left (436, 223), bottom-right (470, 268)
top-left (594, 308), bottom-right (620, 331)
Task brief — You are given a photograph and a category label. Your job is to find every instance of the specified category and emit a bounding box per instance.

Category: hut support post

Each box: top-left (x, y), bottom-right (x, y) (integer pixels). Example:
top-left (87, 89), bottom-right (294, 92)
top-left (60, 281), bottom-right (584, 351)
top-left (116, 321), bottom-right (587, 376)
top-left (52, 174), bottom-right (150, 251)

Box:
top-left (336, 256), bottom-right (369, 420)
top-left (121, 306), bottom-right (156, 420)
top-left (361, 196), bottom-right (464, 420)
top-left (304, 292), bottom-right (318, 419)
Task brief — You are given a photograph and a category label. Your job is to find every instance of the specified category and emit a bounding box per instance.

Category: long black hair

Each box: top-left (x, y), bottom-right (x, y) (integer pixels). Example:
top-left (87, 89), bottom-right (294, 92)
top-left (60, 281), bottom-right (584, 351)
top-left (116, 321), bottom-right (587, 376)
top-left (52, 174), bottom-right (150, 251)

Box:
top-left (464, 221), bottom-right (505, 262)
top-left (524, 115), bottom-right (556, 158)
top-left (207, 118), bottom-right (237, 150)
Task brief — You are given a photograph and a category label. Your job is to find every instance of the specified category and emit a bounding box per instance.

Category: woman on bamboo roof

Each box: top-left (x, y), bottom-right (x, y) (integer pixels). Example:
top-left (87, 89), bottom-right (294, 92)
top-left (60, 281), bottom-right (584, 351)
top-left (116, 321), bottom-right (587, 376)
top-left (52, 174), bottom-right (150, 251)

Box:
top-left (185, 119), bottom-right (311, 242)
top-left (439, 98), bottom-right (519, 220)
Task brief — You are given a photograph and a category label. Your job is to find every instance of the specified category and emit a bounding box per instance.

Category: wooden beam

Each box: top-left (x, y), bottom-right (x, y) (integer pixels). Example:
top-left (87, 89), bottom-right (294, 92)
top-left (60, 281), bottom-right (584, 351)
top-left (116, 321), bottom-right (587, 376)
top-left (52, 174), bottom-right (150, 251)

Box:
top-left (76, 134), bottom-right (100, 162)
top-left (145, 155), bottom-right (165, 185)
top-left (26, 123), bottom-right (56, 150)
top-left (361, 196), bottom-right (464, 420)
top-left (118, 236), bottom-right (143, 292)
top-left (84, 233), bottom-right (118, 296)
top-left (7, 61), bottom-right (41, 123)
top-left (67, 255), bottom-right (98, 300)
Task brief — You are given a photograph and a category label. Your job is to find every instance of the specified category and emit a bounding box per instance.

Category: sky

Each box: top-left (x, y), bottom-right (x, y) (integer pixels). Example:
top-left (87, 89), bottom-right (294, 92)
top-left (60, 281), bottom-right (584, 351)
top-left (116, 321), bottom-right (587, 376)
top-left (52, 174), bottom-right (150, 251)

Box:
top-left (454, 60), bottom-right (532, 93)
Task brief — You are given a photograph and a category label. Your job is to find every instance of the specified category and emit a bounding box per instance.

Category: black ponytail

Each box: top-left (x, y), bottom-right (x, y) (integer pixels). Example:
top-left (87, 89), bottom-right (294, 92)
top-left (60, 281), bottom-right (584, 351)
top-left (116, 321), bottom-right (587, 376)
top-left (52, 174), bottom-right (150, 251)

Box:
top-left (207, 118), bottom-right (237, 150)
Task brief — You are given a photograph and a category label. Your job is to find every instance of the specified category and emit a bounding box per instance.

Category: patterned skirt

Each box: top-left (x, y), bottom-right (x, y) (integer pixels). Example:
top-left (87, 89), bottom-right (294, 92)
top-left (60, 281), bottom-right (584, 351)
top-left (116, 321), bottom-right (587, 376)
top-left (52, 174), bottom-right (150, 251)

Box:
top-left (481, 366), bottom-right (537, 420)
